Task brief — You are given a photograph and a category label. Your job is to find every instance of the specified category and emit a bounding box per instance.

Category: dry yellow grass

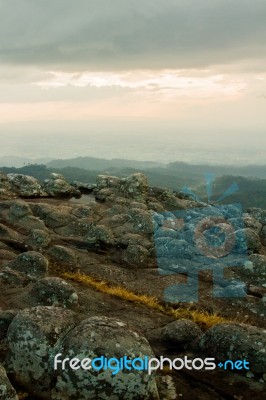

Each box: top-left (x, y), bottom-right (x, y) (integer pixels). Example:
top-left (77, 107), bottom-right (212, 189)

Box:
top-left (61, 271), bottom-right (233, 329)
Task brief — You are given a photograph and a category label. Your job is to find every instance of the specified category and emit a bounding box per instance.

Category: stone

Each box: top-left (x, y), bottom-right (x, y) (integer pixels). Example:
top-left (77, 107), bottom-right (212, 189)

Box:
top-left (0, 310), bottom-right (18, 340)
top-left (47, 246), bottom-right (77, 266)
top-left (86, 224), bottom-right (115, 245)
top-left (122, 244), bottom-right (149, 267)
top-left (96, 175), bottom-right (121, 190)
top-left (0, 172), bottom-right (11, 190)
top-left (8, 251), bottom-right (49, 280)
top-left (0, 364), bottom-right (18, 400)
top-left (51, 316), bottom-right (159, 400)
top-left (42, 174), bottom-right (80, 198)
top-left (119, 173), bottom-right (148, 200)
top-left (28, 277), bottom-right (79, 309)
top-left (26, 229), bottom-right (51, 250)
top-left (7, 174), bottom-right (43, 197)
top-left (6, 306), bottom-right (78, 395)
top-left (161, 319), bottom-right (203, 345)
top-left (241, 254), bottom-right (266, 286)
top-left (199, 323), bottom-right (266, 373)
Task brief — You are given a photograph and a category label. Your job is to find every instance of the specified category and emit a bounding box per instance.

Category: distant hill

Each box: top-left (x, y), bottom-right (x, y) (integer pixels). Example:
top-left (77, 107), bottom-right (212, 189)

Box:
top-left (47, 157), bottom-right (164, 171)
top-left (0, 156), bottom-right (53, 168)
top-left (0, 163), bottom-right (265, 210)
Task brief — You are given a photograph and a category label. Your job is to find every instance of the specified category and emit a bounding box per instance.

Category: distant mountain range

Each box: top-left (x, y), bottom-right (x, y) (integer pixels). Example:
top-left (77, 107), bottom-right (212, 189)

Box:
top-left (0, 156), bottom-right (265, 209)
top-left (0, 156), bottom-right (53, 168)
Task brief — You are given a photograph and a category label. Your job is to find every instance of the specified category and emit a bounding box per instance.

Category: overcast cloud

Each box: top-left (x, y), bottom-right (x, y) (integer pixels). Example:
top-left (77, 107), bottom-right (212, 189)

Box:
top-left (0, 0), bottom-right (265, 70)
top-left (0, 1), bottom-right (265, 164)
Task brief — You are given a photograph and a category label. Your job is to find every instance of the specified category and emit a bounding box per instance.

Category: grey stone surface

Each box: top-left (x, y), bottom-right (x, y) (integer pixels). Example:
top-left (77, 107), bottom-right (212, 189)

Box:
top-left (52, 316), bottom-right (159, 400)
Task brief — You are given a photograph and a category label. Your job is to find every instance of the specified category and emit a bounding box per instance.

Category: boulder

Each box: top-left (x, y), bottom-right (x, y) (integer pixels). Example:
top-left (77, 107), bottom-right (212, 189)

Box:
top-left (119, 173), bottom-right (148, 200)
top-left (86, 224), bottom-right (115, 245)
top-left (52, 316), bottom-right (159, 400)
top-left (46, 245), bottom-right (77, 266)
top-left (28, 277), bottom-right (79, 309)
top-left (8, 251), bottom-right (49, 280)
top-left (6, 306), bottom-right (78, 396)
top-left (199, 323), bottom-right (266, 373)
top-left (161, 319), bottom-right (203, 346)
top-left (122, 244), bottom-right (149, 267)
top-left (7, 174), bottom-right (43, 197)
top-left (26, 229), bottom-right (51, 250)
top-left (42, 174), bottom-right (80, 198)
top-left (96, 175), bottom-right (121, 190)
top-left (241, 254), bottom-right (266, 286)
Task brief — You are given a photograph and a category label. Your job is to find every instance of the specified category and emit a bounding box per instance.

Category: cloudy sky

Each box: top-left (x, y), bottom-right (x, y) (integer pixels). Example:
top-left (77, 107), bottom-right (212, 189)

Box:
top-left (0, 0), bottom-right (265, 163)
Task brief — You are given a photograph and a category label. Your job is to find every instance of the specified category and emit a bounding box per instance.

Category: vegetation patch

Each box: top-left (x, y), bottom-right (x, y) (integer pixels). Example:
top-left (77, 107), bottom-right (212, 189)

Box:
top-left (61, 271), bottom-right (237, 330)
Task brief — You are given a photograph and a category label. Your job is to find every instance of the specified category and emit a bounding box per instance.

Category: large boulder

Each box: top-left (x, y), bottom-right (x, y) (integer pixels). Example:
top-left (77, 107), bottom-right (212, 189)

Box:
top-left (51, 316), bottom-right (159, 400)
top-left (119, 173), bottom-right (148, 200)
top-left (42, 174), bottom-right (80, 198)
top-left (161, 319), bottom-right (203, 346)
top-left (7, 174), bottom-right (43, 197)
top-left (28, 277), bottom-right (79, 309)
top-left (8, 251), bottom-right (49, 280)
top-left (46, 245), bottom-right (77, 267)
top-left (6, 306), bottom-right (78, 397)
top-left (199, 323), bottom-right (266, 373)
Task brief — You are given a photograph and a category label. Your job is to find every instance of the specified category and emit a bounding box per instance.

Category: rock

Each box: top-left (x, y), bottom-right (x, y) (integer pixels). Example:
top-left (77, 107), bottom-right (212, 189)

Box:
top-left (0, 310), bottom-right (18, 340)
top-left (52, 316), bottom-right (159, 400)
top-left (86, 224), bottom-right (115, 245)
top-left (46, 245), bottom-right (77, 267)
top-left (0, 364), bottom-right (18, 400)
top-left (72, 181), bottom-right (97, 193)
top-left (243, 215), bottom-right (263, 234)
top-left (96, 175), bottom-right (121, 190)
top-left (119, 173), bottom-right (148, 200)
top-left (230, 228), bottom-right (261, 254)
top-left (122, 244), bottom-right (149, 267)
top-left (199, 323), bottom-right (266, 373)
top-left (247, 208), bottom-right (266, 225)
top-left (0, 172), bottom-right (11, 191)
top-left (116, 233), bottom-right (151, 248)
top-left (127, 209), bottom-right (154, 235)
top-left (260, 225), bottom-right (266, 246)
top-left (0, 223), bottom-right (21, 241)
top-left (7, 174), bottom-right (43, 197)
top-left (241, 254), bottom-right (266, 286)
top-left (8, 251), bottom-right (49, 280)
top-left (6, 306), bottom-right (78, 396)
top-left (28, 277), bottom-right (79, 309)
top-left (161, 319), bottom-right (203, 346)
top-left (0, 269), bottom-right (31, 287)
top-left (26, 229), bottom-right (51, 250)
top-left (8, 200), bottom-right (33, 219)
top-left (42, 174), bottom-right (80, 198)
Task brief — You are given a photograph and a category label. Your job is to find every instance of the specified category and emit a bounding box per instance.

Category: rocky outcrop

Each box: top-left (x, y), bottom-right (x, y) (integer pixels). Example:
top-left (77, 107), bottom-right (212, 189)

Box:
top-left (42, 173), bottom-right (81, 198)
top-left (7, 173), bottom-right (44, 197)
top-left (0, 171), bottom-right (265, 399)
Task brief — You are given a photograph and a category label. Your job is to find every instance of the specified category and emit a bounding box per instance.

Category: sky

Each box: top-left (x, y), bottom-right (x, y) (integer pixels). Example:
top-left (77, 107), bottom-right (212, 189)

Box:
top-left (0, 0), bottom-right (265, 164)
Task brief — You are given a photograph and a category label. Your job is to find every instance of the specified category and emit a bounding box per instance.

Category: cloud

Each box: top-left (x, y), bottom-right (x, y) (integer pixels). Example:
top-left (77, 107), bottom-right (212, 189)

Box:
top-left (0, 0), bottom-right (265, 70)
top-left (34, 70), bottom-right (247, 99)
